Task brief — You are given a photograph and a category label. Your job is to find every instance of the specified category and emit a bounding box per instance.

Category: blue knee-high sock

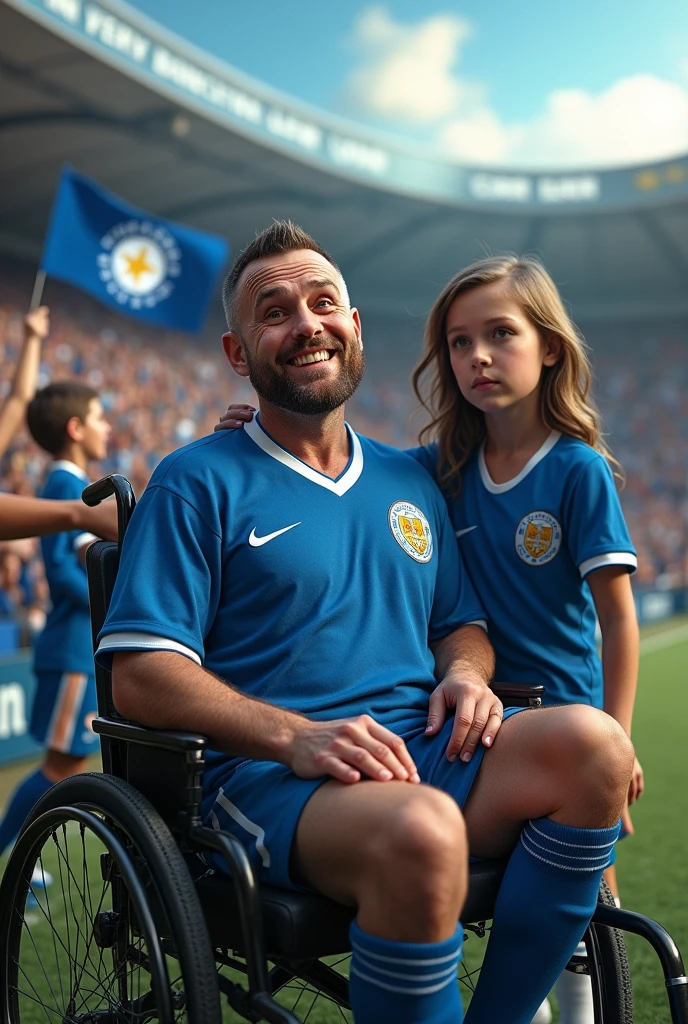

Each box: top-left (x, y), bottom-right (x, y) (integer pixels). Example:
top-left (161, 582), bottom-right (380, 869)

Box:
top-left (465, 817), bottom-right (621, 1024)
top-left (0, 769), bottom-right (54, 857)
top-left (349, 920), bottom-right (464, 1024)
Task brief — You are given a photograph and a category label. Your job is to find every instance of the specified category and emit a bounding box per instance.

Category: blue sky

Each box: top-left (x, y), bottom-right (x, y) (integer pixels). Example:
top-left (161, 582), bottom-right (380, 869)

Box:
top-left (131, 0), bottom-right (688, 168)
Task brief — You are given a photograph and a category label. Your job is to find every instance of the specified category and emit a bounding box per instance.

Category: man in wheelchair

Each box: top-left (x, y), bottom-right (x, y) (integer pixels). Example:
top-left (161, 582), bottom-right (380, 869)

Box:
top-left (95, 222), bottom-right (634, 1024)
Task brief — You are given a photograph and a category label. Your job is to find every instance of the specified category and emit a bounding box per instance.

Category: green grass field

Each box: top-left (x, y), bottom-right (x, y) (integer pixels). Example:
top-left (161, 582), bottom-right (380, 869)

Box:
top-left (1, 617), bottom-right (686, 1023)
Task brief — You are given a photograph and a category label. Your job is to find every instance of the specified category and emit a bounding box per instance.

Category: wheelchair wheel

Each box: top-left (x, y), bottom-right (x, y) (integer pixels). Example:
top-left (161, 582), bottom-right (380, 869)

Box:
top-left (586, 878), bottom-right (633, 1023)
top-left (0, 773), bottom-right (221, 1024)
top-left (457, 878), bottom-right (633, 1022)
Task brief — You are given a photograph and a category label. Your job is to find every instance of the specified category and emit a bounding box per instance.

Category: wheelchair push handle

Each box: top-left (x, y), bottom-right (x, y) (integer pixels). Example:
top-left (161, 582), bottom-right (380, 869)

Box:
top-left (82, 473), bottom-right (136, 551)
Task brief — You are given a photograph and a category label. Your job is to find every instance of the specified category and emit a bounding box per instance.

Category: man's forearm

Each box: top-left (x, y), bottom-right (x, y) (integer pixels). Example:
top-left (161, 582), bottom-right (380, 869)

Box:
top-left (433, 624), bottom-right (495, 685)
top-left (112, 650), bottom-right (309, 765)
top-left (0, 494), bottom-right (80, 541)
top-left (0, 495), bottom-right (118, 542)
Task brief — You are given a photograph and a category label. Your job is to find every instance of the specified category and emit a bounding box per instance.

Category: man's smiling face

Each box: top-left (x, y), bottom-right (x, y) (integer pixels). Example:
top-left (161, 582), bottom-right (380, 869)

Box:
top-left (223, 248), bottom-right (365, 415)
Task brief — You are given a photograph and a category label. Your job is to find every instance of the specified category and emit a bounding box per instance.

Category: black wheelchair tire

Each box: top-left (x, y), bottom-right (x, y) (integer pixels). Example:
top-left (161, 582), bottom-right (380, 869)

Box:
top-left (586, 878), bottom-right (634, 1023)
top-left (1, 772), bottom-right (222, 1024)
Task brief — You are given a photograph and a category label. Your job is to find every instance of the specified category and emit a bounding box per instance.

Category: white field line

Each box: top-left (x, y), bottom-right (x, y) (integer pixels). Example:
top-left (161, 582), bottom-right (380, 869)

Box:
top-left (639, 623), bottom-right (688, 656)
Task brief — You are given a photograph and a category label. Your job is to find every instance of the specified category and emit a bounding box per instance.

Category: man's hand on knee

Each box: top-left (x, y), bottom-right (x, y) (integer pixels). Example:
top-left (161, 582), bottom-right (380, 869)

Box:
top-left (426, 671), bottom-right (504, 763)
top-left (287, 715), bottom-right (420, 785)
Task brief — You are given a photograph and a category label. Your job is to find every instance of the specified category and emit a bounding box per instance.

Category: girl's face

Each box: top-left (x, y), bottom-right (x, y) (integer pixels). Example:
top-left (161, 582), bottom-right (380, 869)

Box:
top-left (445, 279), bottom-right (560, 415)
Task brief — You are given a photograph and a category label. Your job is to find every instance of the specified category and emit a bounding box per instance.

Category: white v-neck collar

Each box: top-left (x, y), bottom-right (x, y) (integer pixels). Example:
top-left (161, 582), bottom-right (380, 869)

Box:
top-left (478, 431), bottom-right (561, 494)
top-left (244, 416), bottom-right (364, 496)
top-left (51, 459), bottom-right (90, 482)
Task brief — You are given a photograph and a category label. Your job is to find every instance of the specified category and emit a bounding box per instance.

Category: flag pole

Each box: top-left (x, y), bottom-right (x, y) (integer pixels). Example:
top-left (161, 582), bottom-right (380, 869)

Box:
top-left (29, 269), bottom-right (46, 311)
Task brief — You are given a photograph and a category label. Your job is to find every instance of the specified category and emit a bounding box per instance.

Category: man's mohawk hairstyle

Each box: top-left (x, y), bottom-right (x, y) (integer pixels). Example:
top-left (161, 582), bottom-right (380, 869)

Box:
top-left (222, 220), bottom-right (342, 329)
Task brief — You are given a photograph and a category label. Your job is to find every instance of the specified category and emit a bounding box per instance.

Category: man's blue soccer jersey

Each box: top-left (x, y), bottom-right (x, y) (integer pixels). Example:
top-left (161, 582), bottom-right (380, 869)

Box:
top-left (34, 461), bottom-right (96, 675)
top-left (97, 417), bottom-right (485, 785)
top-left (408, 433), bottom-right (636, 708)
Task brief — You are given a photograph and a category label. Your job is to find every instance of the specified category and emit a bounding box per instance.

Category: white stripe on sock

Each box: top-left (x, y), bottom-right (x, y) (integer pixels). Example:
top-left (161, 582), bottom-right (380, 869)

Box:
top-left (354, 956), bottom-right (458, 984)
top-left (522, 831), bottom-right (612, 868)
top-left (350, 940), bottom-right (463, 967)
top-left (520, 834), bottom-right (612, 872)
top-left (350, 965), bottom-right (458, 996)
top-left (527, 820), bottom-right (617, 850)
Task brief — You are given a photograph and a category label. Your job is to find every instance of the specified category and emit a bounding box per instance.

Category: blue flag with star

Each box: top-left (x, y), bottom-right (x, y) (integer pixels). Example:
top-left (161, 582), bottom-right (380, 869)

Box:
top-left (40, 168), bottom-right (229, 333)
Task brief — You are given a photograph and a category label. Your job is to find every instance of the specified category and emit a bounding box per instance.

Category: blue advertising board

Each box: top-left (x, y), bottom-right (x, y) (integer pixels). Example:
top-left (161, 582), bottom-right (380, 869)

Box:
top-left (0, 650), bottom-right (42, 766)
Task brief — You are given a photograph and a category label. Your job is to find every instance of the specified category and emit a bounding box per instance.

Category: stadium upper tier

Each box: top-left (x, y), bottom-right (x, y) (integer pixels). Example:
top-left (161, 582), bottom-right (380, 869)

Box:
top-left (3, 0), bottom-right (688, 319)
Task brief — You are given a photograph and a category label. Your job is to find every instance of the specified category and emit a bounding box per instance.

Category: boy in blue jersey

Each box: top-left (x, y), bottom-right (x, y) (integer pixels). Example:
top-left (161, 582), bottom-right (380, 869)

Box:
top-left (0, 382), bottom-right (111, 858)
top-left (98, 223), bottom-right (633, 1024)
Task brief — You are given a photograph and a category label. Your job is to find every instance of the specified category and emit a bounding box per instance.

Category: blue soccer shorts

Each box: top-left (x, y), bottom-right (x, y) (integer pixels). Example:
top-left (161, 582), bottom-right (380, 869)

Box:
top-left (30, 671), bottom-right (99, 758)
top-left (202, 706), bottom-right (525, 890)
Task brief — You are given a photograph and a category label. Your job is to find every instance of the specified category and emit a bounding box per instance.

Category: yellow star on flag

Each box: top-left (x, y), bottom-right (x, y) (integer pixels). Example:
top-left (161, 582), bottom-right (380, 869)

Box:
top-left (124, 246), bottom-right (154, 282)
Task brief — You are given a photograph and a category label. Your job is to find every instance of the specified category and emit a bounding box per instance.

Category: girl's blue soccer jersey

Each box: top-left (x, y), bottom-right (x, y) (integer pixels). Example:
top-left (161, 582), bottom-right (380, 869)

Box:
top-left (97, 417), bottom-right (485, 768)
top-left (34, 461), bottom-right (96, 674)
top-left (408, 433), bottom-right (636, 708)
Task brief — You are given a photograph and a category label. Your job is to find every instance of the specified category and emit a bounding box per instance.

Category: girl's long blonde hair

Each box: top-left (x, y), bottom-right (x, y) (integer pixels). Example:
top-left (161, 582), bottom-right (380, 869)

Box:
top-left (412, 254), bottom-right (622, 493)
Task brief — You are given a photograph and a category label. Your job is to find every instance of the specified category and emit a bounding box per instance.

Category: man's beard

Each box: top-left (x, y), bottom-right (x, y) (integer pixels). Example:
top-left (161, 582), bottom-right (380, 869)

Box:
top-left (244, 337), bottom-right (365, 415)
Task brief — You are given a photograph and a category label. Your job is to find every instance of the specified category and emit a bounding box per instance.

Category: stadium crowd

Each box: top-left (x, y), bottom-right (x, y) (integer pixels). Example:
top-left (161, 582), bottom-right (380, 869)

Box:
top-left (0, 270), bottom-right (686, 640)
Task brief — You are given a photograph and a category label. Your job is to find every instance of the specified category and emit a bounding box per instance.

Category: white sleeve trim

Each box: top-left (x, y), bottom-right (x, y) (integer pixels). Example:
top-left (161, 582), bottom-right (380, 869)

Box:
top-left (579, 552), bottom-right (638, 578)
top-left (74, 532), bottom-right (98, 551)
top-left (466, 619), bottom-right (488, 631)
top-left (96, 632), bottom-right (202, 665)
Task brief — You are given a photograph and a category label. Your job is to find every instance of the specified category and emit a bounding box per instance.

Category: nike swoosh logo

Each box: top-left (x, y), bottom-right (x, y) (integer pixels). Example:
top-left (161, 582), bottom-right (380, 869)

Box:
top-left (249, 522), bottom-right (301, 547)
top-left (455, 526), bottom-right (478, 538)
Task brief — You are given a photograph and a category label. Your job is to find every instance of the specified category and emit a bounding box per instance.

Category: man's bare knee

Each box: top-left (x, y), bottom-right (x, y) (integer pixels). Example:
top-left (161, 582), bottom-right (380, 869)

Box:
top-left (359, 786), bottom-right (467, 938)
top-left (545, 705), bottom-right (634, 822)
top-left (464, 705), bottom-right (635, 855)
top-left (373, 787), bottom-right (467, 887)
top-left (295, 782), bottom-right (467, 941)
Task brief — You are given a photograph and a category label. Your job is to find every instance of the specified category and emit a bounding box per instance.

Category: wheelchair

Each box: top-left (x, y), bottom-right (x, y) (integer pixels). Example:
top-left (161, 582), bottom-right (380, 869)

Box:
top-left (1, 474), bottom-right (686, 1024)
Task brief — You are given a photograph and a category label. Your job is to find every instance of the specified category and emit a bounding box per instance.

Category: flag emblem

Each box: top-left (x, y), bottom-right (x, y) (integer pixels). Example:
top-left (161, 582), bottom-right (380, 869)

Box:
top-left (97, 220), bottom-right (182, 311)
top-left (515, 511), bottom-right (562, 565)
top-left (40, 168), bottom-right (228, 332)
top-left (388, 500), bottom-right (433, 563)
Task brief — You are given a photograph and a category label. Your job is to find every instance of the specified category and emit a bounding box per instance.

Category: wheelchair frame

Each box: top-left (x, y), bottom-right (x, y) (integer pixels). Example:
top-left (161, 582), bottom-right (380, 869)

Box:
top-left (2, 471), bottom-right (685, 1024)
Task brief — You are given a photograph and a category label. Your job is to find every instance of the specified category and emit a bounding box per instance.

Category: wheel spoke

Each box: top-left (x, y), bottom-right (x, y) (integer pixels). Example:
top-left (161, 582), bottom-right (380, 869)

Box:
top-left (52, 822), bottom-right (112, 995)
top-left (300, 988), bottom-right (320, 1022)
top-left (19, 870), bottom-right (115, 1001)
top-left (12, 980), bottom-right (64, 1022)
top-left (35, 851), bottom-right (66, 1009)
top-left (15, 909), bottom-right (62, 1008)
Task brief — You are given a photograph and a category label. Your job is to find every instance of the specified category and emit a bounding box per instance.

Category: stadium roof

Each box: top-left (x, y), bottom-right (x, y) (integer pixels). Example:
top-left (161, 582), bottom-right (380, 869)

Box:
top-left (2, 0), bottom-right (688, 321)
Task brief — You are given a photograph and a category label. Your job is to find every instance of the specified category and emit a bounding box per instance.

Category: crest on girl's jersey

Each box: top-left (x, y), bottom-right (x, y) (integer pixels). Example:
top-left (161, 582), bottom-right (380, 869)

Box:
top-left (388, 501), bottom-right (433, 563)
top-left (515, 511), bottom-right (562, 566)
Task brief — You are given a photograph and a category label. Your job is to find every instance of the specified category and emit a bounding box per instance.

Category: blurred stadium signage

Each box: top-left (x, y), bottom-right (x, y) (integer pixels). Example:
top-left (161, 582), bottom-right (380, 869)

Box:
top-left (0, 652), bottom-right (42, 767)
top-left (7, 0), bottom-right (688, 211)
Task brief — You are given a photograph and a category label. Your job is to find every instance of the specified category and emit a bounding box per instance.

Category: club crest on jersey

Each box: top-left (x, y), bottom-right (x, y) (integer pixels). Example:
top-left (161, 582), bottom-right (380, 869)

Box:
top-left (388, 501), bottom-right (433, 563)
top-left (515, 511), bottom-right (561, 566)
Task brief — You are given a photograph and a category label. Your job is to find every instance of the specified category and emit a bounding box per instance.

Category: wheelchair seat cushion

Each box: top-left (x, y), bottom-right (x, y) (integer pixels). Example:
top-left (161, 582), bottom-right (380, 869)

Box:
top-left (192, 857), bottom-right (507, 958)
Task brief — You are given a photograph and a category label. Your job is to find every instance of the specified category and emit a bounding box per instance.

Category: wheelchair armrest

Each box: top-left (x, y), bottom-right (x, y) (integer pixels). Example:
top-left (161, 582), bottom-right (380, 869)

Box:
top-left (92, 716), bottom-right (208, 753)
top-left (491, 683), bottom-right (544, 708)
top-left (93, 717), bottom-right (208, 831)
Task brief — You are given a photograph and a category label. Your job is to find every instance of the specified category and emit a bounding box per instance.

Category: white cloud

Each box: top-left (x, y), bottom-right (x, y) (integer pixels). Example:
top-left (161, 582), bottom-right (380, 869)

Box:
top-left (346, 6), bottom-right (473, 125)
top-left (440, 109), bottom-right (522, 165)
top-left (441, 75), bottom-right (688, 169)
top-left (345, 8), bottom-right (688, 169)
